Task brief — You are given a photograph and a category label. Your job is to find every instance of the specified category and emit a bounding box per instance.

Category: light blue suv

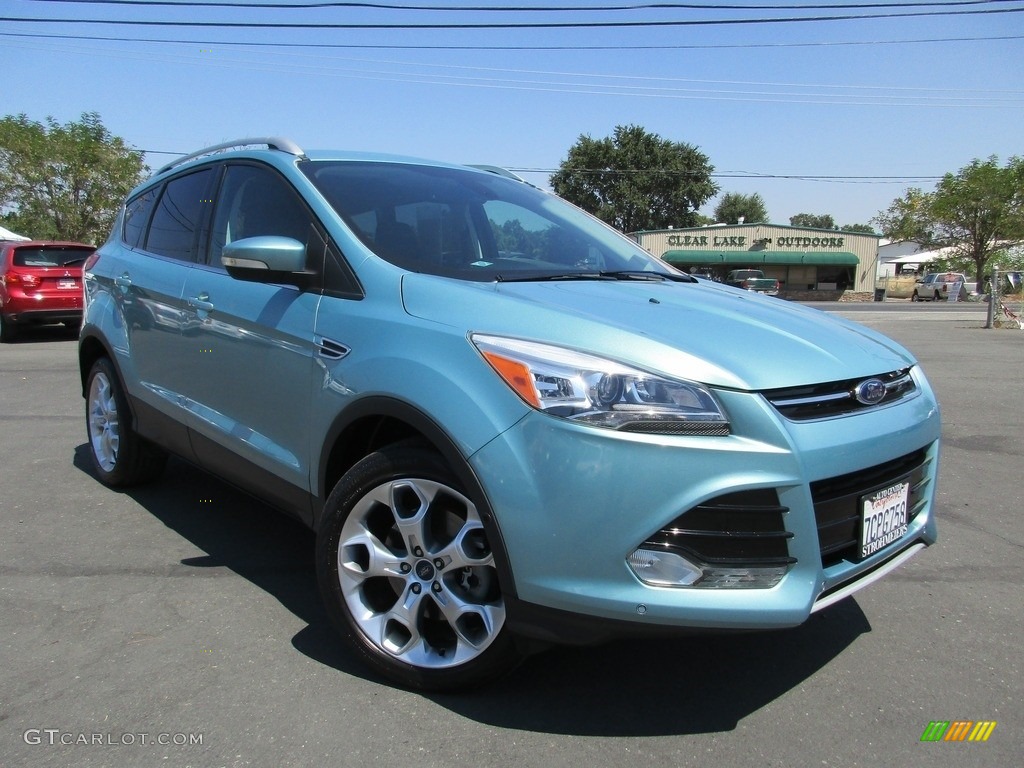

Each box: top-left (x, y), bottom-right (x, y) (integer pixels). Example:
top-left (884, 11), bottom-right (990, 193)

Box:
top-left (80, 138), bottom-right (940, 690)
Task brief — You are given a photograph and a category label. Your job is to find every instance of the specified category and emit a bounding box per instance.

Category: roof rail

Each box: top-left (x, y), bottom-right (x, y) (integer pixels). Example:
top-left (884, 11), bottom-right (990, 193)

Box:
top-left (467, 164), bottom-right (526, 182)
top-left (467, 164), bottom-right (542, 190)
top-left (156, 137), bottom-right (305, 175)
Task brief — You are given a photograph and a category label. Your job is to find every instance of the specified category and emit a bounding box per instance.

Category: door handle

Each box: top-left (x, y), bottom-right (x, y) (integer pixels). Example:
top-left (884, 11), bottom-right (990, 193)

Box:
top-left (187, 293), bottom-right (214, 312)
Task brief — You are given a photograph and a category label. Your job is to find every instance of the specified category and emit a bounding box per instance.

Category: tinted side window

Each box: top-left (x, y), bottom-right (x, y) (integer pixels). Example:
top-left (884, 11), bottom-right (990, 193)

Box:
top-left (144, 169), bottom-right (213, 261)
top-left (209, 164), bottom-right (314, 268)
top-left (122, 188), bottom-right (158, 248)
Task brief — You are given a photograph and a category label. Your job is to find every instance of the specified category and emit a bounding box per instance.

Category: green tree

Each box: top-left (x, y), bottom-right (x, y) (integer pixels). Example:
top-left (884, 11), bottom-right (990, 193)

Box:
top-left (0, 112), bottom-right (146, 244)
top-left (874, 156), bottom-right (1024, 289)
top-left (491, 218), bottom-right (535, 256)
top-left (840, 223), bottom-right (876, 234)
top-left (713, 192), bottom-right (768, 224)
top-left (872, 187), bottom-right (935, 244)
top-left (550, 125), bottom-right (718, 233)
top-left (789, 213), bottom-right (836, 229)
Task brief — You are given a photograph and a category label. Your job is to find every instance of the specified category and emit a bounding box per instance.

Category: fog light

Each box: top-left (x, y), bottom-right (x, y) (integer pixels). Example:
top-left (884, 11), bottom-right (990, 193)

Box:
top-left (627, 548), bottom-right (702, 587)
top-left (699, 565), bottom-right (789, 589)
top-left (628, 548), bottom-right (790, 589)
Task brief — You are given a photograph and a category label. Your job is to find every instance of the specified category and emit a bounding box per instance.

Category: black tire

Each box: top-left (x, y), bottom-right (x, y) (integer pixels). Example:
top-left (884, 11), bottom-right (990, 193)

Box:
top-left (85, 357), bottom-right (167, 487)
top-left (316, 442), bottom-right (520, 691)
top-left (0, 313), bottom-right (17, 343)
top-left (910, 291), bottom-right (920, 302)
top-left (934, 291), bottom-right (942, 302)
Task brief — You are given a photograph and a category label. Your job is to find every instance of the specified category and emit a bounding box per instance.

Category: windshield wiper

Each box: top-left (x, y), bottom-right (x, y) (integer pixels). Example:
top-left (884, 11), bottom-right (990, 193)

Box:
top-left (598, 270), bottom-right (696, 283)
top-left (495, 272), bottom-right (611, 283)
top-left (496, 270), bottom-right (695, 284)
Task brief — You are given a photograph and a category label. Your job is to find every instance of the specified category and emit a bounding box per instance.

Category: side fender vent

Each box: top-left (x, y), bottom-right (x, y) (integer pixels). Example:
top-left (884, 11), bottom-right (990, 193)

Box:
top-left (317, 337), bottom-right (350, 360)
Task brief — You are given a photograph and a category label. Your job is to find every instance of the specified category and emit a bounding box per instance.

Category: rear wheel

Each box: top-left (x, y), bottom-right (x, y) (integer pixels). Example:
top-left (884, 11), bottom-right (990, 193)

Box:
top-left (316, 443), bottom-right (519, 691)
top-left (0, 313), bottom-right (17, 343)
top-left (85, 357), bottom-right (167, 486)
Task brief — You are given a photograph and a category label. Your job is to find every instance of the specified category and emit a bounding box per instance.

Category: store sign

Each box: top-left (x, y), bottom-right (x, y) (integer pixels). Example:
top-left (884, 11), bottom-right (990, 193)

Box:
top-left (666, 234), bottom-right (747, 247)
top-left (776, 236), bottom-right (846, 248)
top-left (665, 234), bottom-right (847, 249)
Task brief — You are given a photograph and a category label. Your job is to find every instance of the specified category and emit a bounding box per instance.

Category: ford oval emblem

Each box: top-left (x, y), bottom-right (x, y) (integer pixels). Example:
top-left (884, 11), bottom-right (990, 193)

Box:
top-left (854, 378), bottom-right (887, 405)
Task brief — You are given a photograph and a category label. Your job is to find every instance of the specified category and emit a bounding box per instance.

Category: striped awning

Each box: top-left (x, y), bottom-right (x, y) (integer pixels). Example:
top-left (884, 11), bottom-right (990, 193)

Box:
top-left (662, 250), bottom-right (859, 266)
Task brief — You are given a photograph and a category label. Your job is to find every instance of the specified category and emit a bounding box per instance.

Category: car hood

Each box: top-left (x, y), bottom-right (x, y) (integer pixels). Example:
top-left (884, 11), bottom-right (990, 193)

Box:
top-left (401, 275), bottom-right (916, 391)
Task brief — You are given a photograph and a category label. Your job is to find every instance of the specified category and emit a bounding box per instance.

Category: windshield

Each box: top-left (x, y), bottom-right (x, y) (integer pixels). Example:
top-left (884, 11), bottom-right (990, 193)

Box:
top-left (300, 161), bottom-right (677, 282)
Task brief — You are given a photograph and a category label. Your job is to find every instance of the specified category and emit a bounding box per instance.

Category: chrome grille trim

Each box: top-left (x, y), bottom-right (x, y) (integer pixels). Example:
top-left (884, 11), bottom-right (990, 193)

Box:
top-left (641, 490), bottom-right (795, 567)
top-left (763, 368), bottom-right (917, 421)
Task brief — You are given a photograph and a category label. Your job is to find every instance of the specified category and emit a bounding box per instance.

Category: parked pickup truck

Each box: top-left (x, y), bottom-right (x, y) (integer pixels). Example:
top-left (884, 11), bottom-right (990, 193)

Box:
top-left (726, 269), bottom-right (780, 295)
top-left (911, 272), bottom-right (967, 302)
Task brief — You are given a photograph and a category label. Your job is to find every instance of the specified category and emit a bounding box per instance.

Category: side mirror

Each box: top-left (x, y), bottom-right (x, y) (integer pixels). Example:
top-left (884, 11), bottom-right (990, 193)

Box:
top-left (221, 236), bottom-right (310, 285)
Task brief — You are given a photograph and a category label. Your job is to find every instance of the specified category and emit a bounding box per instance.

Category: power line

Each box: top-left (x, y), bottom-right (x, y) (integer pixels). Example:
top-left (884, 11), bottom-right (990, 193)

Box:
top-left (230, 50), bottom-right (1024, 97)
top-left (4, 29), bottom-right (1021, 50)
top-left (131, 149), bottom-right (945, 184)
top-left (521, 168), bottom-right (946, 182)
top-left (4, 6), bottom-right (1023, 28)
top-left (18, 0), bottom-right (1023, 9)
top-left (6, 33), bottom-right (1019, 107)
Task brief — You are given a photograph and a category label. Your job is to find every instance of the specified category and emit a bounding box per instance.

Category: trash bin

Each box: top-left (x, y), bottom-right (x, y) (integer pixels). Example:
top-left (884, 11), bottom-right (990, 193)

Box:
top-left (874, 288), bottom-right (887, 302)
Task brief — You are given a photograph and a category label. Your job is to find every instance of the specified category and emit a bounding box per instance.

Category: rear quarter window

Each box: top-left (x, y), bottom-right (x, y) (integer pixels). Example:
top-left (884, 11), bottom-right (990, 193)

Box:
top-left (123, 188), bottom-right (158, 248)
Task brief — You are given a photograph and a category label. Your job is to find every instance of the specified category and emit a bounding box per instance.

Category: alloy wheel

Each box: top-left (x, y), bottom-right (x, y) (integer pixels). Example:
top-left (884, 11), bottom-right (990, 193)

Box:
top-left (336, 477), bottom-right (505, 669)
top-left (87, 370), bottom-right (120, 472)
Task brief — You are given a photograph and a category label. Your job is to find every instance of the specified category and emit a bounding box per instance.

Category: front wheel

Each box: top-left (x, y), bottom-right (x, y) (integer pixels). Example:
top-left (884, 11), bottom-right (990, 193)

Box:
top-left (316, 443), bottom-right (520, 691)
top-left (911, 291), bottom-right (921, 302)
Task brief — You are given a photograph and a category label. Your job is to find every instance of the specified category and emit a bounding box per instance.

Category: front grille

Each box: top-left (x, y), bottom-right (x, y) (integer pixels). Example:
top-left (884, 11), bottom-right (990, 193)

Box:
top-left (642, 489), bottom-right (795, 567)
top-left (763, 368), bottom-right (916, 421)
top-left (811, 448), bottom-right (931, 567)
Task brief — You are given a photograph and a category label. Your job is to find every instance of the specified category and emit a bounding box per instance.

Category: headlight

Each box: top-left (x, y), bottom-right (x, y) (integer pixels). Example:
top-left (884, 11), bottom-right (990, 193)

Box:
top-left (471, 334), bottom-right (729, 435)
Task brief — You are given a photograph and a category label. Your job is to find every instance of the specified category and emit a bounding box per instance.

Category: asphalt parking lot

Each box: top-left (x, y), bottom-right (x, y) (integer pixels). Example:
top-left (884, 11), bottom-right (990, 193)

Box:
top-left (1, 302), bottom-right (1021, 768)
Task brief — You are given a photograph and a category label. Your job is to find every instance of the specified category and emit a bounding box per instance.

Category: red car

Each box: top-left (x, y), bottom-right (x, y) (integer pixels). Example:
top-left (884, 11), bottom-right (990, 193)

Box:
top-left (0, 240), bottom-right (94, 342)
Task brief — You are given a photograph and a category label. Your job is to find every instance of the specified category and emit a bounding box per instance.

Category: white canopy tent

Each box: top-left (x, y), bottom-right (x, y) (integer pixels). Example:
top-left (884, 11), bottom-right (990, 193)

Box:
top-left (877, 250), bottom-right (938, 278)
top-left (0, 225), bottom-right (31, 241)
top-left (889, 252), bottom-right (938, 264)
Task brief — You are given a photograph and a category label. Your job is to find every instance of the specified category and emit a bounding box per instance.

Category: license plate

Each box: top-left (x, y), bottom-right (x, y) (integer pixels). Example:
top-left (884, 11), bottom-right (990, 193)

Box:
top-left (859, 480), bottom-right (910, 559)
top-left (58, 279), bottom-right (78, 289)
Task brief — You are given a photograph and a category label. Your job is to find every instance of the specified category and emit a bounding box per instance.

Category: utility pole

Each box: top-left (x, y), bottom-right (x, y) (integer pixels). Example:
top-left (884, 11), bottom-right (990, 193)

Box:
top-left (985, 268), bottom-right (998, 329)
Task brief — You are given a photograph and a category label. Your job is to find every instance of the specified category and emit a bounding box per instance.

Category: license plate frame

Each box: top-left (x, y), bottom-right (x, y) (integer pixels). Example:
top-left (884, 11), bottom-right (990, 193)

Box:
top-left (859, 478), bottom-right (910, 560)
top-left (58, 279), bottom-right (79, 290)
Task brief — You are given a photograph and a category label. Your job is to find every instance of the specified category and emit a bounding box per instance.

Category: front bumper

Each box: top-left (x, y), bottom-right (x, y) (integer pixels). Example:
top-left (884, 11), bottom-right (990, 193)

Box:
top-left (470, 370), bottom-right (940, 637)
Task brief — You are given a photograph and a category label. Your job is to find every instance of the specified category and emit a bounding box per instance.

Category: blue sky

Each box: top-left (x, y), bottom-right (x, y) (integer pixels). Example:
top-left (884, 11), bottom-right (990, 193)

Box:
top-left (2, 0), bottom-right (1022, 227)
